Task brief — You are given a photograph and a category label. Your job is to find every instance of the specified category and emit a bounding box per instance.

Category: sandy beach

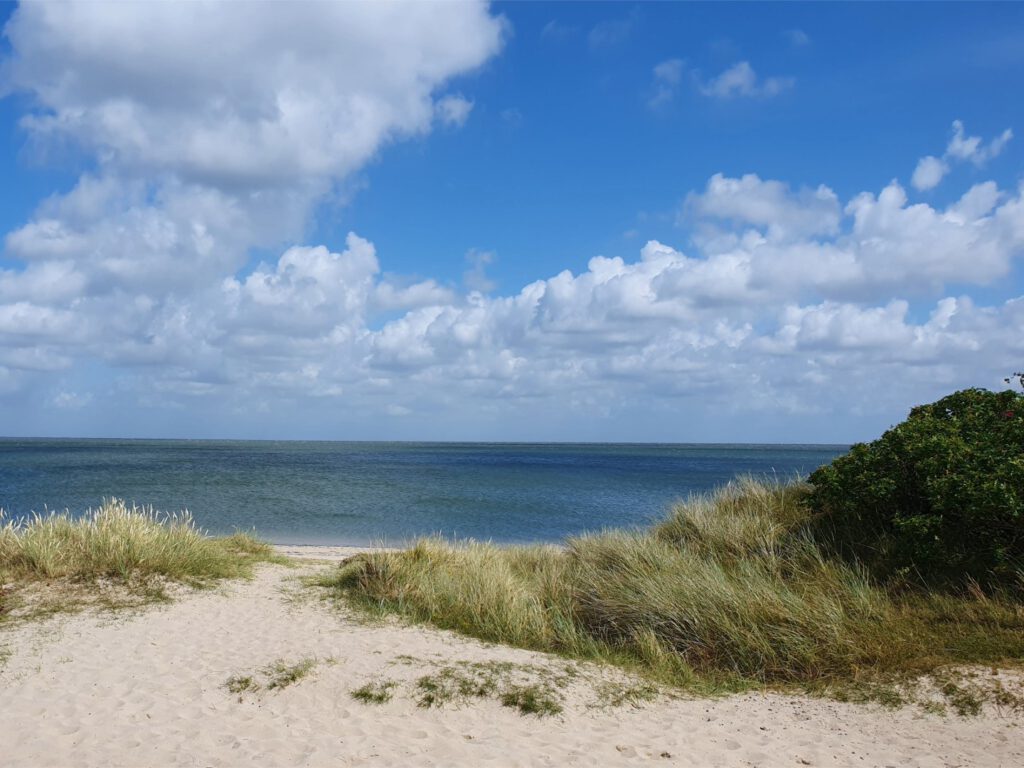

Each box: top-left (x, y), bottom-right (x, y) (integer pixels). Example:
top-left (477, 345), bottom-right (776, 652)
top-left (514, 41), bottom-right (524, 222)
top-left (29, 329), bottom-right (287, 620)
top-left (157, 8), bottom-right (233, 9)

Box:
top-left (0, 549), bottom-right (1021, 768)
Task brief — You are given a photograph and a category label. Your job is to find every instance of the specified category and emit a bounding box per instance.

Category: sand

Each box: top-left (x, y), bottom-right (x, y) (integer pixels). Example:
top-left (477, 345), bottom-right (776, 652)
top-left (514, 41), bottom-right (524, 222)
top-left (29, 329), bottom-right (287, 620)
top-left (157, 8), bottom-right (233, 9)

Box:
top-left (1, 549), bottom-right (1022, 767)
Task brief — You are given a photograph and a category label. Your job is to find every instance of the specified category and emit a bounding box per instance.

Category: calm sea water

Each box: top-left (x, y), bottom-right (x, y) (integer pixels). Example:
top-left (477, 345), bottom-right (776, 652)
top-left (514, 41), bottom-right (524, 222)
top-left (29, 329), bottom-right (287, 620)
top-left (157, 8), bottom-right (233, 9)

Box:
top-left (0, 440), bottom-right (847, 545)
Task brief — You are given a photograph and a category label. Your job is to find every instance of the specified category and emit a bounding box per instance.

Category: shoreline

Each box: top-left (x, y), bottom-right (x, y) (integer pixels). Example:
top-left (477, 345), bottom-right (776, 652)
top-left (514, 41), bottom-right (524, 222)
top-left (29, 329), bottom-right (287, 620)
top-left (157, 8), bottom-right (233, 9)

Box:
top-left (272, 543), bottom-right (395, 562)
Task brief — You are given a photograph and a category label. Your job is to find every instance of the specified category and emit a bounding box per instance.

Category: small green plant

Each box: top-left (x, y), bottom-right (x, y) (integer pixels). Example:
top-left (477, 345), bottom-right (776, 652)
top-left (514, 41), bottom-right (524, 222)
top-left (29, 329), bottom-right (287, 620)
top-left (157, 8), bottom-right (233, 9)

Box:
top-left (808, 387), bottom-right (1024, 588)
top-left (939, 680), bottom-right (983, 717)
top-left (392, 660), bottom-right (571, 715)
top-left (414, 675), bottom-right (448, 708)
top-left (499, 684), bottom-right (563, 716)
top-left (225, 675), bottom-right (258, 694)
top-left (351, 680), bottom-right (396, 704)
top-left (415, 665), bottom-right (499, 708)
top-left (596, 680), bottom-right (660, 708)
top-left (264, 657), bottom-right (317, 690)
top-left (919, 700), bottom-right (947, 716)
top-left (223, 657), bottom-right (320, 698)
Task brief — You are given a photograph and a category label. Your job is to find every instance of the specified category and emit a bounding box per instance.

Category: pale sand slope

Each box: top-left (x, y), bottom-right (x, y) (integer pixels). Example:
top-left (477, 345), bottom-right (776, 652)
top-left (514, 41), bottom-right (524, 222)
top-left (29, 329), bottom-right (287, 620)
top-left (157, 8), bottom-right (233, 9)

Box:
top-left (0, 553), bottom-right (1021, 768)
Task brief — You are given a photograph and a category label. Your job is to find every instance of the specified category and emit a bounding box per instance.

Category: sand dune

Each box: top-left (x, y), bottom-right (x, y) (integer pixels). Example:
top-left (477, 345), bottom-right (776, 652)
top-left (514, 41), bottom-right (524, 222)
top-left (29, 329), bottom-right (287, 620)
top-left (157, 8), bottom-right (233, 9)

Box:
top-left (1, 553), bottom-right (1021, 767)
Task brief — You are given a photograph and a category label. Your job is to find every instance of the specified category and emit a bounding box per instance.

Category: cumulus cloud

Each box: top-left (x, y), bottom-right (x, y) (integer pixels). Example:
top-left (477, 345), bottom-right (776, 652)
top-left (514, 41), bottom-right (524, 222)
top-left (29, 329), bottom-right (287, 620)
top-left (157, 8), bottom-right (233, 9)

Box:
top-left (912, 119), bottom-right (1013, 190)
top-left (684, 173), bottom-right (841, 242)
top-left (2, 1), bottom-right (504, 300)
top-left (3, 2), bottom-right (503, 186)
top-left (911, 155), bottom-right (950, 192)
top-left (4, 165), bottom-right (1023, 434)
top-left (435, 95), bottom-right (475, 127)
top-left (0, 5), bottom-right (1022, 439)
top-left (698, 61), bottom-right (794, 99)
top-left (947, 119), bottom-right (1013, 164)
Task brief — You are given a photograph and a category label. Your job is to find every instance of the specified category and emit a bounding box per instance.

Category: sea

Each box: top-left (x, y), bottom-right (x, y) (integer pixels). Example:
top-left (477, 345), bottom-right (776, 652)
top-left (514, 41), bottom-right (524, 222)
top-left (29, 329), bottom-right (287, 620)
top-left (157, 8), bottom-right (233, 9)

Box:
top-left (0, 440), bottom-right (848, 546)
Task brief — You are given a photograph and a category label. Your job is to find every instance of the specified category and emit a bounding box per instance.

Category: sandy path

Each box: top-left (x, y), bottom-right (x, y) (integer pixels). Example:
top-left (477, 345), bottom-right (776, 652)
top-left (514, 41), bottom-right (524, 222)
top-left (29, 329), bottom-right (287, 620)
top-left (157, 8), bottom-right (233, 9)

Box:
top-left (1, 556), bottom-right (1021, 767)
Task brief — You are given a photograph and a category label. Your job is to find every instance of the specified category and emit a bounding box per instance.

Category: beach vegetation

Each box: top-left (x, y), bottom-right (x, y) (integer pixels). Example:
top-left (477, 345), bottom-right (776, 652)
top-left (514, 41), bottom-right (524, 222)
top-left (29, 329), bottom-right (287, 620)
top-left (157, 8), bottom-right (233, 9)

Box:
top-left (594, 680), bottom-right (661, 708)
top-left (224, 656), bottom-right (320, 697)
top-left (415, 665), bottom-right (500, 708)
top-left (0, 499), bottom-right (281, 621)
top-left (808, 387), bottom-right (1024, 589)
top-left (351, 679), bottom-right (396, 704)
top-left (346, 658), bottom-right (574, 716)
top-left (225, 675), bottom-right (258, 694)
top-left (499, 683), bottom-right (563, 716)
top-left (0, 499), bottom-right (279, 585)
top-left (264, 657), bottom-right (318, 690)
top-left (322, 474), bottom-right (1024, 710)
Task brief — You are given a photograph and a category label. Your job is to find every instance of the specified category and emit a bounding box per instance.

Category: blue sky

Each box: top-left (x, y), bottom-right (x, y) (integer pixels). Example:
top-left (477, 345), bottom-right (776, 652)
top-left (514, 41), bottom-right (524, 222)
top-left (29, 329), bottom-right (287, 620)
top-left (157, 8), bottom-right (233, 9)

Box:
top-left (1, 1), bottom-right (1023, 442)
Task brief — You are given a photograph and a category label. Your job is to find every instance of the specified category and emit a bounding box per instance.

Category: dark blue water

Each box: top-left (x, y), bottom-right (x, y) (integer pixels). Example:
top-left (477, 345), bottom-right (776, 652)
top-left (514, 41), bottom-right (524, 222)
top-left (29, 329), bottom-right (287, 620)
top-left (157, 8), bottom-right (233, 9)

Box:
top-left (0, 440), bottom-right (847, 545)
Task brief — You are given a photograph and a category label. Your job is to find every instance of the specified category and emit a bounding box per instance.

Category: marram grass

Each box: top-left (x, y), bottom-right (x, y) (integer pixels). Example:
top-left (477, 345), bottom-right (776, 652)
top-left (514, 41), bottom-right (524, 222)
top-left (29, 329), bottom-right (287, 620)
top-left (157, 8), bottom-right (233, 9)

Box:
top-left (0, 498), bottom-right (277, 586)
top-left (321, 478), bottom-right (1024, 696)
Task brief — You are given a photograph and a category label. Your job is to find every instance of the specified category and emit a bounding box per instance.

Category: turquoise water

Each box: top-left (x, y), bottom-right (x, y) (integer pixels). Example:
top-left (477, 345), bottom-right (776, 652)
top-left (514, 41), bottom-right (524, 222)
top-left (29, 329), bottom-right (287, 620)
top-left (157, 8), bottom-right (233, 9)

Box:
top-left (0, 440), bottom-right (847, 545)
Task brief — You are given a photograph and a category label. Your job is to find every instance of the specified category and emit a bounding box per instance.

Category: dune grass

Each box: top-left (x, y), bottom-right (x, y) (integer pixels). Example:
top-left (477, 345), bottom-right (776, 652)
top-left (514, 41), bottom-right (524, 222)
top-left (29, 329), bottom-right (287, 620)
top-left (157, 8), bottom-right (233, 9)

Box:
top-left (0, 499), bottom-right (280, 620)
top-left (224, 656), bottom-right (321, 698)
top-left (320, 478), bottom-right (1024, 702)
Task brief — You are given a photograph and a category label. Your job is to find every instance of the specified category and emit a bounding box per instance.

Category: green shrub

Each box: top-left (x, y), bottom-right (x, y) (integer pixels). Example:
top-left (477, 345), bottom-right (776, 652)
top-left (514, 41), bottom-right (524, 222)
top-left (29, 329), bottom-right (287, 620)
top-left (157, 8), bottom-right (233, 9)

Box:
top-left (808, 388), bottom-right (1024, 588)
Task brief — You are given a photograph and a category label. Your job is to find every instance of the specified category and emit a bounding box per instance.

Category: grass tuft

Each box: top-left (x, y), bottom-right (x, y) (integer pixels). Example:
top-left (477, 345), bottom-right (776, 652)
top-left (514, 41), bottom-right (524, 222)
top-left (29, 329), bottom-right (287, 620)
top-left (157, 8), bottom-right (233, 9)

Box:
top-left (0, 499), bottom-right (280, 620)
top-left (347, 659), bottom-right (570, 716)
top-left (499, 683), bottom-right (563, 716)
top-left (264, 657), bottom-right (317, 690)
top-left (225, 675), bottom-right (258, 694)
top-left (415, 665), bottom-right (499, 707)
top-left (351, 679), bottom-right (396, 704)
top-left (224, 657), bottom-right (320, 697)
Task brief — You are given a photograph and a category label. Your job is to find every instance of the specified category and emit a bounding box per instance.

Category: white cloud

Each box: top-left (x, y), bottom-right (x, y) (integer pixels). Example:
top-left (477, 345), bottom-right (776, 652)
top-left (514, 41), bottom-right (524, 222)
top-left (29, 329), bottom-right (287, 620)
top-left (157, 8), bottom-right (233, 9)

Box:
top-left (541, 20), bottom-right (576, 41)
top-left (464, 249), bottom-right (497, 293)
top-left (436, 95), bottom-right (475, 127)
top-left (2, 0), bottom-right (504, 304)
top-left (0, 0), bottom-right (509, 426)
top-left (3, 167), bottom-right (1023, 432)
top-left (52, 391), bottom-right (92, 410)
top-left (649, 58), bottom-right (685, 108)
top-left (654, 59), bottom-right (685, 86)
top-left (698, 61), bottom-right (794, 99)
top-left (947, 119), bottom-right (1013, 165)
top-left (684, 173), bottom-right (841, 242)
top-left (911, 155), bottom-right (950, 191)
top-left (0, 6), bottom-right (1022, 441)
top-left (912, 120), bottom-right (1013, 190)
top-left (588, 14), bottom-right (637, 49)
top-left (3, 2), bottom-right (504, 187)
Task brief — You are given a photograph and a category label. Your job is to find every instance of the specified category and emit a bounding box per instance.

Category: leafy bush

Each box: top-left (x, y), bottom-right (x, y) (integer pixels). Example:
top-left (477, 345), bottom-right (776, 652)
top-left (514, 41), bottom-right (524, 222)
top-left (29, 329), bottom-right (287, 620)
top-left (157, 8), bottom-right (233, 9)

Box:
top-left (808, 388), bottom-right (1024, 588)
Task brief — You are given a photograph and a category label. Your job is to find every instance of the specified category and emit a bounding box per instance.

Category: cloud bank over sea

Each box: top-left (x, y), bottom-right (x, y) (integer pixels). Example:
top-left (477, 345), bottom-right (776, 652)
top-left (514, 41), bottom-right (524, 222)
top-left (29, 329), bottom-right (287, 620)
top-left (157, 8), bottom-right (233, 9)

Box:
top-left (0, 2), bottom-right (1022, 441)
